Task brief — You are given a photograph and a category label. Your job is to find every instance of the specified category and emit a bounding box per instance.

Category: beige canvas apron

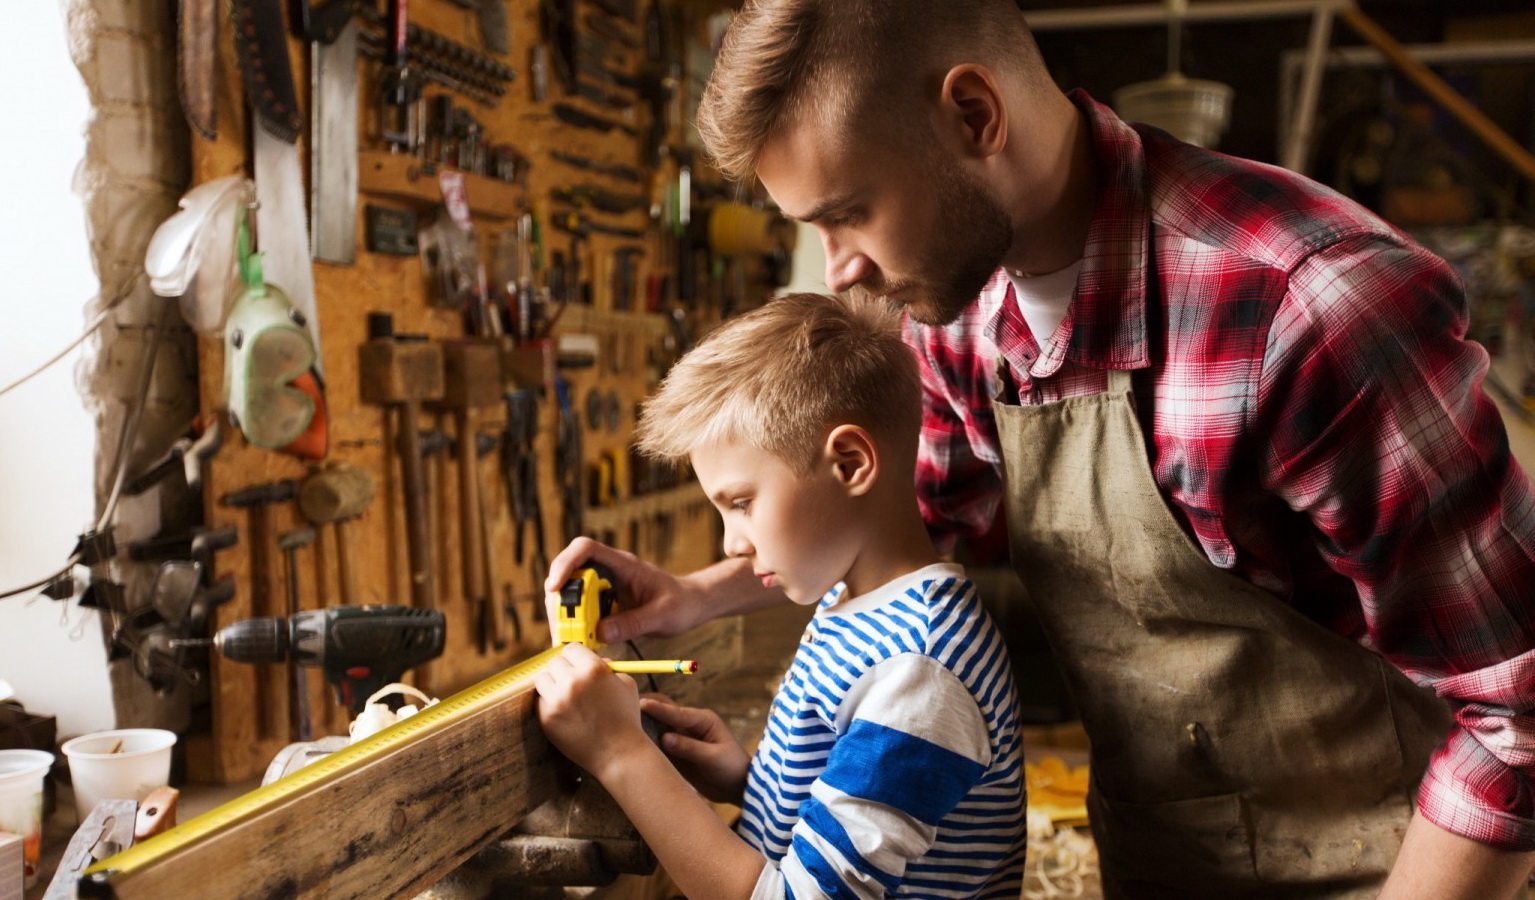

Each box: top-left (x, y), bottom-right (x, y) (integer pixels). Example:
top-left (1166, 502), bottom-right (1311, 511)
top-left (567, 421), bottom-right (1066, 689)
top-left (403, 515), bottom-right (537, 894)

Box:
top-left (994, 367), bottom-right (1453, 898)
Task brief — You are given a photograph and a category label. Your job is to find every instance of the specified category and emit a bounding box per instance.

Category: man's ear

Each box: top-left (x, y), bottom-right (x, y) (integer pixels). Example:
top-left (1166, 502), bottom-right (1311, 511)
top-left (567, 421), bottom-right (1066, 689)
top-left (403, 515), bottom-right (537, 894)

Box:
top-left (936, 64), bottom-right (1007, 160)
top-left (824, 425), bottom-right (878, 497)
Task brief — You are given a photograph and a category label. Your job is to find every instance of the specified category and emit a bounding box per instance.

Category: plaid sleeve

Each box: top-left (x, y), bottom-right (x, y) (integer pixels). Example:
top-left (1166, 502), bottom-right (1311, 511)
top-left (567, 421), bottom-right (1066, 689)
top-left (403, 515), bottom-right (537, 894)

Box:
top-left (904, 318), bottom-right (1004, 555)
top-left (1258, 235), bottom-right (1535, 850)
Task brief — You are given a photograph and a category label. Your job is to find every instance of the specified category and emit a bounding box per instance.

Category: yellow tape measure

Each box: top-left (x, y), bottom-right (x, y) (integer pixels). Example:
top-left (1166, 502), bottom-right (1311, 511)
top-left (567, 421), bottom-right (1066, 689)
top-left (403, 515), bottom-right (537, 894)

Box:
top-left (81, 646), bottom-right (562, 890)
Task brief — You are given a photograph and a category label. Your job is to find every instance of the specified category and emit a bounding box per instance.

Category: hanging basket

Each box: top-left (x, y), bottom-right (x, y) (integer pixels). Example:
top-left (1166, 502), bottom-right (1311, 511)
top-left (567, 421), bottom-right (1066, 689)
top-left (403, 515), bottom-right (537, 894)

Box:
top-left (1112, 72), bottom-right (1234, 148)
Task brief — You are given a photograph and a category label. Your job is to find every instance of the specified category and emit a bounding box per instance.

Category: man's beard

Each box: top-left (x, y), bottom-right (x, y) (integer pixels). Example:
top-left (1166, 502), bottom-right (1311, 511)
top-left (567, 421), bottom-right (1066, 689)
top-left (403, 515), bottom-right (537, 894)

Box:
top-left (853, 153), bottom-right (1013, 327)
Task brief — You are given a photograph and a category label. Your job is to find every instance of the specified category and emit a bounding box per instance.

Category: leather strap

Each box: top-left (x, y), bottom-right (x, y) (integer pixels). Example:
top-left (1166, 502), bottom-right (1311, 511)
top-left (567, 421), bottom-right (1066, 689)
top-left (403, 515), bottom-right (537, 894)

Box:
top-left (232, 0), bottom-right (304, 142)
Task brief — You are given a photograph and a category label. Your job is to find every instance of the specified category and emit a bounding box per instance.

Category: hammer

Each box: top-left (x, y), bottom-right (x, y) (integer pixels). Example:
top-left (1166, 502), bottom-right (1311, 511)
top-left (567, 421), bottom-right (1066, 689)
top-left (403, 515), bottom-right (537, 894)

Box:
top-left (434, 340), bottom-right (508, 653)
top-left (419, 428), bottom-right (452, 610)
top-left (298, 463), bottom-right (377, 605)
top-left (359, 314), bottom-right (445, 610)
top-left (219, 479), bottom-right (298, 739)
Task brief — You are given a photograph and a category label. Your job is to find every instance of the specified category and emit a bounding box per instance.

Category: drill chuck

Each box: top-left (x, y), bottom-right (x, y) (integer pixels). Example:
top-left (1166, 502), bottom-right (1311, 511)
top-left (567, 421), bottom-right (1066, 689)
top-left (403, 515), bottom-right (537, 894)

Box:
top-left (213, 616), bottom-right (291, 664)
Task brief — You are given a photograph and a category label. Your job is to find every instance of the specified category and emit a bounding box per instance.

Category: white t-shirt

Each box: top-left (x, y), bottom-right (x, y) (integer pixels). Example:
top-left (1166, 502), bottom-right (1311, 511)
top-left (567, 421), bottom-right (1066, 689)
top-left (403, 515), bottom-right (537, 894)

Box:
top-left (1006, 258), bottom-right (1083, 345)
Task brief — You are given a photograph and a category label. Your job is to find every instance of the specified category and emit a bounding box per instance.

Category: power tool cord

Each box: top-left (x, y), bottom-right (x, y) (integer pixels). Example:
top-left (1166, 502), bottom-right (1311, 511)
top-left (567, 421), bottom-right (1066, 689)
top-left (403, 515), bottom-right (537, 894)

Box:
top-left (0, 308), bottom-right (109, 400)
top-left (625, 639), bottom-right (661, 694)
top-left (0, 272), bottom-right (141, 400)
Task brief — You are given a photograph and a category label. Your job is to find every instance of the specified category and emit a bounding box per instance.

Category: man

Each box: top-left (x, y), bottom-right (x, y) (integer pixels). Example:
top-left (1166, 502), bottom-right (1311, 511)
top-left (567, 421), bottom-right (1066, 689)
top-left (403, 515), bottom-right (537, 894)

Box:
top-left (547, 1), bottom-right (1535, 896)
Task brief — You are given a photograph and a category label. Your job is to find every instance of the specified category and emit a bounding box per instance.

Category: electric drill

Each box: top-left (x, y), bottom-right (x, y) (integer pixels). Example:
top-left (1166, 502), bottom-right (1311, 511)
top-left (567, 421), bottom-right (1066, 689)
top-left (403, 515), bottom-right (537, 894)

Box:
top-left (203, 605), bottom-right (446, 713)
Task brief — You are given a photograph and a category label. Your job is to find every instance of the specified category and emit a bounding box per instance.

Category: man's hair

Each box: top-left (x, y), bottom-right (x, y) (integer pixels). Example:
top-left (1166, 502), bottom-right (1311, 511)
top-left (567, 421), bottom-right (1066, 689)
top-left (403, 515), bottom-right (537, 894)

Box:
top-left (697, 0), bottom-right (1042, 181)
top-left (636, 293), bottom-right (922, 473)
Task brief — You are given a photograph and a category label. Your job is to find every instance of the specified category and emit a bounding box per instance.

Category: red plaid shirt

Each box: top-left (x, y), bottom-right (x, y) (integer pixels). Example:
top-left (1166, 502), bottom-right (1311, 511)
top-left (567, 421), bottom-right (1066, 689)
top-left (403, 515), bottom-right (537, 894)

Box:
top-left (908, 90), bottom-right (1535, 851)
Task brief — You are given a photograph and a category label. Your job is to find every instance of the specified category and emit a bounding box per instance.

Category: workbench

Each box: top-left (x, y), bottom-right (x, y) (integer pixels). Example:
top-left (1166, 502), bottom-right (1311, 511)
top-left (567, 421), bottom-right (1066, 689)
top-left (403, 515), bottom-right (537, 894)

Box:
top-left (22, 605), bottom-right (783, 900)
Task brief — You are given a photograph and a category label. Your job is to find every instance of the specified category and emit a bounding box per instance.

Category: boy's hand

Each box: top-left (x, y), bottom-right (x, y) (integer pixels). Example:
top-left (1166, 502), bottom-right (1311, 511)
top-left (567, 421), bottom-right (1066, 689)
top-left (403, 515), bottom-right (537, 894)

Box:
top-left (640, 694), bottom-right (751, 805)
top-left (543, 537), bottom-right (711, 644)
top-left (534, 643), bottom-right (651, 778)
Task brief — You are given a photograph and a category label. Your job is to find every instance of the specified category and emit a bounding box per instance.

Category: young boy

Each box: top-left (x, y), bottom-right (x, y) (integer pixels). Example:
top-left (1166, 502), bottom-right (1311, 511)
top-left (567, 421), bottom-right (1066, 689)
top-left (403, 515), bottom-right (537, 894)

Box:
top-left (534, 293), bottom-right (1026, 900)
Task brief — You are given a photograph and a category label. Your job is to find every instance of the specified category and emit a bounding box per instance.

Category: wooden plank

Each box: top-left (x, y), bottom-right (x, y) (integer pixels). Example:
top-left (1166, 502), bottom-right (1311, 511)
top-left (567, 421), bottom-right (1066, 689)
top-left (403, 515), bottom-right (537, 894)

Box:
top-left (358, 150), bottom-right (522, 219)
top-left (94, 654), bottom-right (563, 900)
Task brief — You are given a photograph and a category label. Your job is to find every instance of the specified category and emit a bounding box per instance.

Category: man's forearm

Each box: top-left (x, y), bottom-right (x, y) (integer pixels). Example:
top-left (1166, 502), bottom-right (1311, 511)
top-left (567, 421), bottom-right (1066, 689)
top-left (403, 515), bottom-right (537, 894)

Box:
top-left (1380, 813), bottom-right (1535, 900)
top-left (682, 556), bottom-right (791, 619)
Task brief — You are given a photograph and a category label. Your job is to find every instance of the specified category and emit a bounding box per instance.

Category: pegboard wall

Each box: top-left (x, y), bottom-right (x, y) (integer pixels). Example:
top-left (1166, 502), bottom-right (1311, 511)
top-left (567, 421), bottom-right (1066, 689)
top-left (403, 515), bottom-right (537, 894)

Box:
top-left (182, 0), bottom-right (787, 783)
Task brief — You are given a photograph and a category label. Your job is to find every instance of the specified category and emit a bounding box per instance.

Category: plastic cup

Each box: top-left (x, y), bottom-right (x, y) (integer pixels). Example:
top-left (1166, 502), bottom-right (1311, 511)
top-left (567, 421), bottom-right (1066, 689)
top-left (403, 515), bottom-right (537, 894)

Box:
top-left (61, 728), bottom-right (176, 824)
top-left (0, 748), bottom-right (54, 888)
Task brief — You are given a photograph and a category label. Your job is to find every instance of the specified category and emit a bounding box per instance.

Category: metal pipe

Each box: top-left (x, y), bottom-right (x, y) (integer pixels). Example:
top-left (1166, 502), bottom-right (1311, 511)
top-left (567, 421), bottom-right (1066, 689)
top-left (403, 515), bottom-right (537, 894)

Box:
top-left (1283, 37), bottom-right (1535, 70)
top-left (1025, 0), bottom-right (1353, 32)
top-left (1166, 0), bottom-right (1186, 75)
top-left (1279, 7), bottom-right (1336, 174)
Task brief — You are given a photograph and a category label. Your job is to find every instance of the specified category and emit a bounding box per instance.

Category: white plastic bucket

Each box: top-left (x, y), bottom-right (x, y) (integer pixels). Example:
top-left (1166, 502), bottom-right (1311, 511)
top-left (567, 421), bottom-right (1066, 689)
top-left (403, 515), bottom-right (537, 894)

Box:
top-left (61, 728), bottom-right (176, 823)
top-left (0, 748), bottom-right (54, 887)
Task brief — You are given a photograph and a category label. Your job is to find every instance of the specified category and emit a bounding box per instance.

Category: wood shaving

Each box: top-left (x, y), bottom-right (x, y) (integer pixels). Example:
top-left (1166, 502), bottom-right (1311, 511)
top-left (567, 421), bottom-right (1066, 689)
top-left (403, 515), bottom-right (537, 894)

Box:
top-left (1024, 810), bottom-right (1100, 900)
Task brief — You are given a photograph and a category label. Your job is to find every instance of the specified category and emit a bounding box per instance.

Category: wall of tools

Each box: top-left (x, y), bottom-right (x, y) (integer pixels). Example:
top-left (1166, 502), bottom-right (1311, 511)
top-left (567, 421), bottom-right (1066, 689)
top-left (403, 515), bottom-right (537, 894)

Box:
top-left (169, 0), bottom-right (791, 783)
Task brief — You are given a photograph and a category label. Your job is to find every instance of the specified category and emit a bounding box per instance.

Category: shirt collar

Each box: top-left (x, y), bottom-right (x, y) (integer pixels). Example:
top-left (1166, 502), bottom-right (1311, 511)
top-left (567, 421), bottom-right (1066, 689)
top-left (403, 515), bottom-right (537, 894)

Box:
top-left (816, 562), bottom-right (969, 618)
top-left (981, 89), bottom-right (1152, 379)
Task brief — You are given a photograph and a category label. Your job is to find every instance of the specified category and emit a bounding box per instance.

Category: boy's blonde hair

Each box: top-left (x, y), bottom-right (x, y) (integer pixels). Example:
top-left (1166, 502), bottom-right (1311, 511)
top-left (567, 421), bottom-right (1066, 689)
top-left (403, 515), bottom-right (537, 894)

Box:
top-left (696, 0), bottom-right (1044, 181)
top-left (637, 293), bottom-right (921, 474)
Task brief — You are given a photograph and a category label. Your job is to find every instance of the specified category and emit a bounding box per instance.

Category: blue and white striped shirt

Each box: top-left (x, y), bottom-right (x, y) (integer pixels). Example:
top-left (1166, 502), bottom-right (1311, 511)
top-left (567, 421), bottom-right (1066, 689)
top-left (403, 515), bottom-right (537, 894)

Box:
top-left (740, 563), bottom-right (1026, 900)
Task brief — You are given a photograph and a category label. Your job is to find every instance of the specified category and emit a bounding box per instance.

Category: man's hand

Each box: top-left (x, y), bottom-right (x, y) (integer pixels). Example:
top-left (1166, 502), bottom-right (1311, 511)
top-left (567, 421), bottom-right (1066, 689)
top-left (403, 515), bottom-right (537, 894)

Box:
top-left (641, 694), bottom-right (751, 805)
top-left (544, 537), bottom-right (713, 645)
top-left (534, 643), bottom-right (652, 779)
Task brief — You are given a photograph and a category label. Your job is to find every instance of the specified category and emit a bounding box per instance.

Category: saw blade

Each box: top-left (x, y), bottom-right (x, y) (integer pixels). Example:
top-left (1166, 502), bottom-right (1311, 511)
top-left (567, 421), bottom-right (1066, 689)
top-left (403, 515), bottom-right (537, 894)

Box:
top-left (310, 20), bottom-right (360, 264)
top-left (256, 126), bottom-right (323, 375)
top-left (177, 0), bottom-right (217, 140)
top-left (231, 0), bottom-right (304, 142)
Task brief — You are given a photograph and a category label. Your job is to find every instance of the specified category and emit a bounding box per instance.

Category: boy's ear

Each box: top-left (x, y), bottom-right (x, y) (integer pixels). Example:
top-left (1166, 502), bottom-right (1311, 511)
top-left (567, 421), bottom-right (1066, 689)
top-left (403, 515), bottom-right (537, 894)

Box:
top-left (824, 425), bottom-right (877, 497)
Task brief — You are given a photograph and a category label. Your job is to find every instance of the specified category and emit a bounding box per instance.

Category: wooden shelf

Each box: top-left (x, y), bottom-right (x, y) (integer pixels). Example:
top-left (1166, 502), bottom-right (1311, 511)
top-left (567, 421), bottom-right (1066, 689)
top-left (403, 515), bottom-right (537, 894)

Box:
top-left (358, 149), bottom-right (523, 220)
top-left (554, 304), bottom-right (671, 336)
top-left (583, 482), bottom-right (709, 532)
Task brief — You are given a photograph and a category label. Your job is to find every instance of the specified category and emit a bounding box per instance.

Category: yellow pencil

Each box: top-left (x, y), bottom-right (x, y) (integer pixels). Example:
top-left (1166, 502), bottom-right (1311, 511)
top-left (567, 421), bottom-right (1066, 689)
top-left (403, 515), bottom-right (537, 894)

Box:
top-left (607, 659), bottom-right (699, 675)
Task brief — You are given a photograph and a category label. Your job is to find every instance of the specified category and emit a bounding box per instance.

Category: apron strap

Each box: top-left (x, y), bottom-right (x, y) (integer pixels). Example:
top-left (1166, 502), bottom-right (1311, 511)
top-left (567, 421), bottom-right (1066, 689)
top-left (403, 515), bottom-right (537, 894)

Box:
top-left (1107, 367), bottom-right (1133, 394)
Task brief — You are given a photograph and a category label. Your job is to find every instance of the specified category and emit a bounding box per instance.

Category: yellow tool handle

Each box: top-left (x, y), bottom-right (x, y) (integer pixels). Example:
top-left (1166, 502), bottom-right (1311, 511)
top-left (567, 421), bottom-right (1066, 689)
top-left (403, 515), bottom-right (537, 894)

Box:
top-left (607, 659), bottom-right (697, 675)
